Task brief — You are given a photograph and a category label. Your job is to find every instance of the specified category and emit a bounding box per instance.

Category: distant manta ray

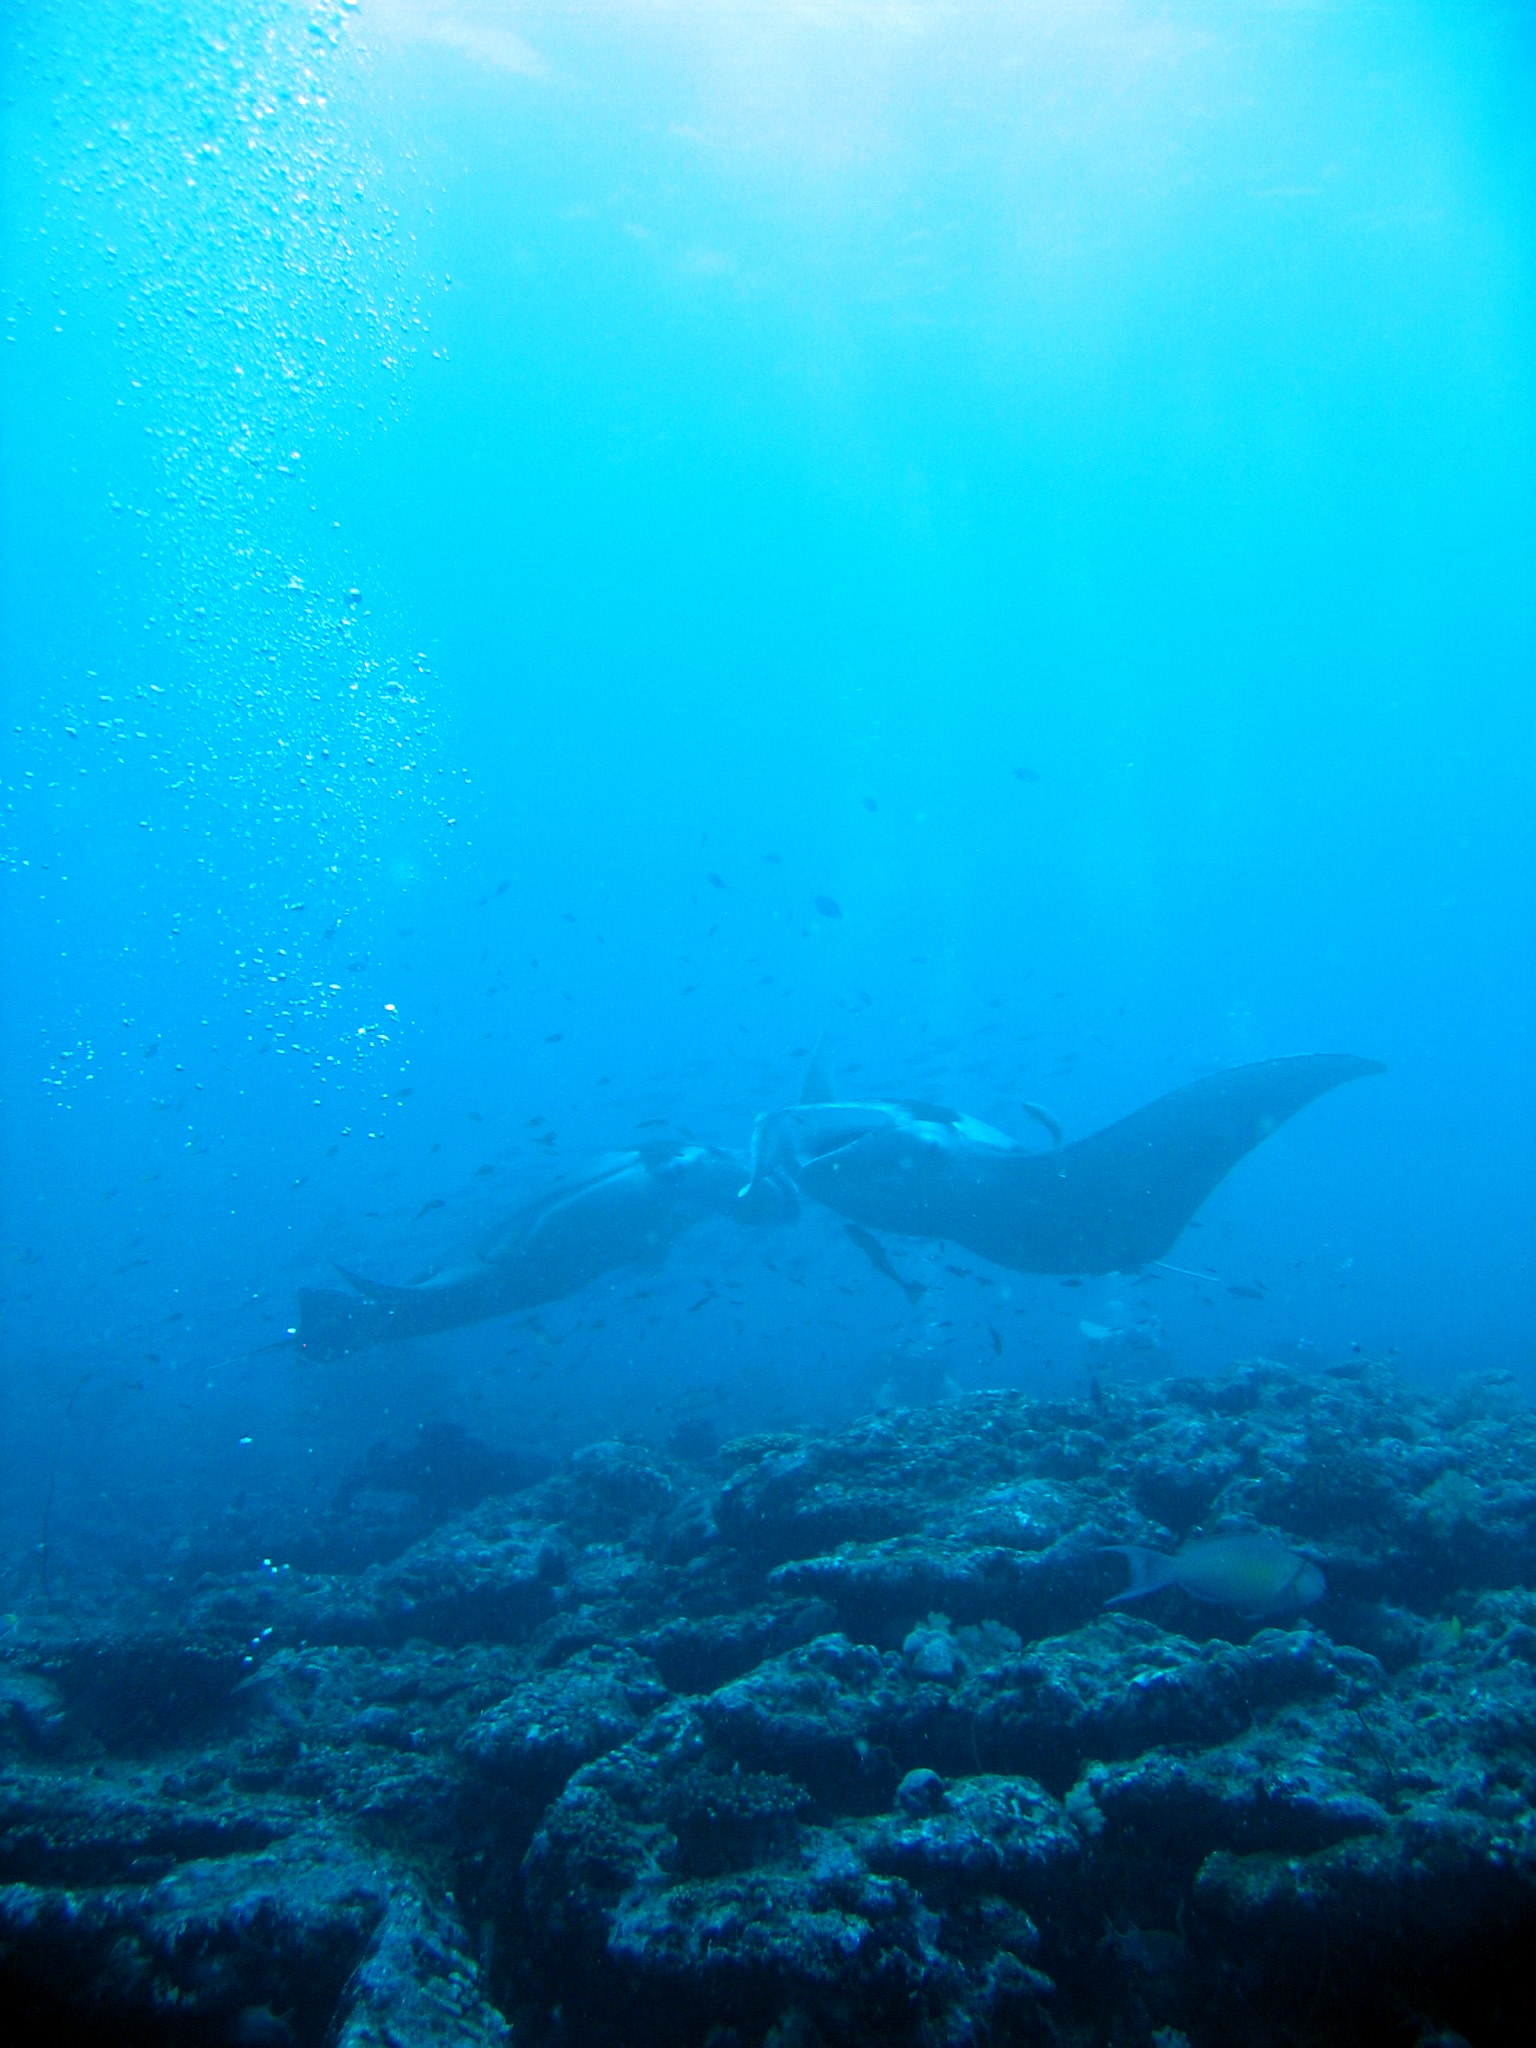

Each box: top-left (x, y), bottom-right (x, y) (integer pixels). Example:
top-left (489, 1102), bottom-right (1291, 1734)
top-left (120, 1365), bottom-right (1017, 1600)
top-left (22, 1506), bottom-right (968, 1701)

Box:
top-left (299, 1141), bottom-right (787, 1361)
top-left (742, 1052), bottom-right (1384, 1275)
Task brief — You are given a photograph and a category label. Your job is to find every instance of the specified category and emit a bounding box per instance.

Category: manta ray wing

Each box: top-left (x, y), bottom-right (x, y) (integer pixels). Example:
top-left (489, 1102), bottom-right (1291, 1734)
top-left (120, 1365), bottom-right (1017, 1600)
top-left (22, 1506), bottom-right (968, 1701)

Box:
top-left (971, 1052), bottom-right (1385, 1273)
top-left (477, 1153), bottom-right (640, 1265)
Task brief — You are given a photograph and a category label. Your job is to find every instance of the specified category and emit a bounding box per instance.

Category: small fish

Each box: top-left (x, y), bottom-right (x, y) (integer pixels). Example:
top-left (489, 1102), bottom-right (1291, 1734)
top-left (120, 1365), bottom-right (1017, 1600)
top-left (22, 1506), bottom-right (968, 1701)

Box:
top-left (1227, 1282), bottom-right (1266, 1299)
top-left (1421, 1615), bottom-right (1462, 1659)
top-left (495, 880), bottom-right (510, 895)
top-left (1012, 765), bottom-right (1040, 782)
top-left (1104, 1533), bottom-right (1325, 1617)
top-left (544, 1032), bottom-right (564, 1043)
top-left (706, 872), bottom-right (726, 889)
top-left (635, 1118), bottom-right (669, 1129)
top-left (862, 796), bottom-right (878, 812)
top-left (475, 1163), bottom-right (495, 1176)
top-left (764, 852), bottom-right (782, 863)
top-left (989, 1324), bottom-right (1004, 1356)
top-left (844, 1222), bottom-right (925, 1306)
top-left (814, 895), bottom-right (843, 919)
top-left (414, 1198), bottom-right (446, 1220)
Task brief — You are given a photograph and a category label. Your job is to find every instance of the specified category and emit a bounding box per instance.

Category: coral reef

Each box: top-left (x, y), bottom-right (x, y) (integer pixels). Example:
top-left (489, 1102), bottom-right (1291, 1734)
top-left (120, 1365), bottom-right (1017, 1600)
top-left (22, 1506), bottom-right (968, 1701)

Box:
top-left (3, 1360), bottom-right (1535, 2044)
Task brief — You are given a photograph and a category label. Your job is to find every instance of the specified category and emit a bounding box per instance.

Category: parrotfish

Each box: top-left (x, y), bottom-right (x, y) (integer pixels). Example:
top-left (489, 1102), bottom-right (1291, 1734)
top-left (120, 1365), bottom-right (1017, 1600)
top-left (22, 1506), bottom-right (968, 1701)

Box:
top-left (1104, 1533), bottom-right (1326, 1617)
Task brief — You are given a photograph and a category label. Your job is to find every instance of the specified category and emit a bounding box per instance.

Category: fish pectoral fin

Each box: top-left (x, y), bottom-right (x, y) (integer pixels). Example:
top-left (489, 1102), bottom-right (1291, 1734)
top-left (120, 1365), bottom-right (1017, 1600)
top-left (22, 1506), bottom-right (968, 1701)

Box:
top-left (332, 1263), bottom-right (413, 1305)
top-left (333, 1261), bottom-right (482, 1304)
top-left (299, 1287), bottom-right (386, 1360)
top-left (1023, 1054), bottom-right (1384, 1273)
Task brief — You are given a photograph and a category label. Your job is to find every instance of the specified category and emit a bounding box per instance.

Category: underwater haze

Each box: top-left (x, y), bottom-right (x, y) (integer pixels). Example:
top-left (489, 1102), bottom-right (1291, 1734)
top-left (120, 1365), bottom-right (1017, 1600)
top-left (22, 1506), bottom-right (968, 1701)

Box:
top-left (4, 0), bottom-right (1532, 1524)
top-left (2, 3), bottom-right (1536, 2042)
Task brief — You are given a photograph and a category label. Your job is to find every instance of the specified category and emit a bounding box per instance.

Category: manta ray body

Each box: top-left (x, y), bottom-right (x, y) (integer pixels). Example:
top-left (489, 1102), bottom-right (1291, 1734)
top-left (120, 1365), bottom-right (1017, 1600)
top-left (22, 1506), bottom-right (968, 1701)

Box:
top-left (742, 1053), bottom-right (1383, 1275)
top-left (298, 1055), bottom-right (1382, 1357)
top-left (299, 1140), bottom-right (777, 1360)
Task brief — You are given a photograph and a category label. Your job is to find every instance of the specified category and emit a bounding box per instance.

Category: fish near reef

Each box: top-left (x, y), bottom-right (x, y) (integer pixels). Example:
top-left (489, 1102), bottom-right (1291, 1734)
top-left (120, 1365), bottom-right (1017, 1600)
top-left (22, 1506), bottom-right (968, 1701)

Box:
top-left (1104, 1533), bottom-right (1325, 1617)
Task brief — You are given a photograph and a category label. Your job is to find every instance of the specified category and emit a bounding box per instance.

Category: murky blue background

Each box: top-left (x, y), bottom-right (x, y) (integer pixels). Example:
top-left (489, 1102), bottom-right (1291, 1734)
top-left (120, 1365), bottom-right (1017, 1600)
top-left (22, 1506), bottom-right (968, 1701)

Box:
top-left (3, 1), bottom-right (1532, 1569)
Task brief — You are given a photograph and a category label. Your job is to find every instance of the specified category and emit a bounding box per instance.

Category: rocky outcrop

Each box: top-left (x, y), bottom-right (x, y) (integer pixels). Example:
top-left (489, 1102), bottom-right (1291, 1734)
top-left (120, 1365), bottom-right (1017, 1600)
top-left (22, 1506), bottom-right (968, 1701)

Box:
top-left (3, 1361), bottom-right (1535, 2044)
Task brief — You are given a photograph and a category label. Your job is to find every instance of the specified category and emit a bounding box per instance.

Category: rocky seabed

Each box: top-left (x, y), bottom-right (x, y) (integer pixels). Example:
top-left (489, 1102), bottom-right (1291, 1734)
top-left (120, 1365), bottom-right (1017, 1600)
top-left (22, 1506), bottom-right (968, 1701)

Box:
top-left (3, 1360), bottom-right (1535, 2046)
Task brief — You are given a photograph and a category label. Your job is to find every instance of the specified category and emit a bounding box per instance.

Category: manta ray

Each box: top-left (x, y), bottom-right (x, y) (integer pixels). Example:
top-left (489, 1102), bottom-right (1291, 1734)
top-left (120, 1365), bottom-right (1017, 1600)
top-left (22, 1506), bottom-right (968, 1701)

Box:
top-left (299, 1140), bottom-right (786, 1360)
top-left (741, 1051), bottom-right (1383, 1275)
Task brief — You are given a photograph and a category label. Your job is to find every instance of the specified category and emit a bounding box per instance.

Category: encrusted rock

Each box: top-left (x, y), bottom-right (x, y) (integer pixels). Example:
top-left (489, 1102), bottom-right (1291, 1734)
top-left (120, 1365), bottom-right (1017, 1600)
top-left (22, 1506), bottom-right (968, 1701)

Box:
top-left (7, 1362), bottom-right (1536, 2043)
top-left (459, 1645), bottom-right (668, 1794)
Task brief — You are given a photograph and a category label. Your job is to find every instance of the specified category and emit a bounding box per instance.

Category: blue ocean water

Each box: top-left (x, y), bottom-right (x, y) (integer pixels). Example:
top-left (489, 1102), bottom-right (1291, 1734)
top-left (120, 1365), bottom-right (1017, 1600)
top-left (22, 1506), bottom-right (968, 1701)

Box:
top-left (2, 0), bottom-right (1533, 1562)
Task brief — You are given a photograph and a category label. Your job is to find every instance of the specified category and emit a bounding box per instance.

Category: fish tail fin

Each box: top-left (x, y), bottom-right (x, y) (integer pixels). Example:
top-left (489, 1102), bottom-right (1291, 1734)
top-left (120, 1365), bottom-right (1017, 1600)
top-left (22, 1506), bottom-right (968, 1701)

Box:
top-left (1102, 1544), bottom-right (1177, 1605)
top-left (298, 1287), bottom-right (388, 1361)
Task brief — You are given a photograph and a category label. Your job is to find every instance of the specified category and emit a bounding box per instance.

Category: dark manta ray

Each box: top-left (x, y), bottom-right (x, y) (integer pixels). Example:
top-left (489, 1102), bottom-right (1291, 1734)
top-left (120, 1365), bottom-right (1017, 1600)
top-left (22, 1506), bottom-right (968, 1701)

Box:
top-left (300, 1141), bottom-right (786, 1360)
top-left (742, 1054), bottom-right (1383, 1275)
